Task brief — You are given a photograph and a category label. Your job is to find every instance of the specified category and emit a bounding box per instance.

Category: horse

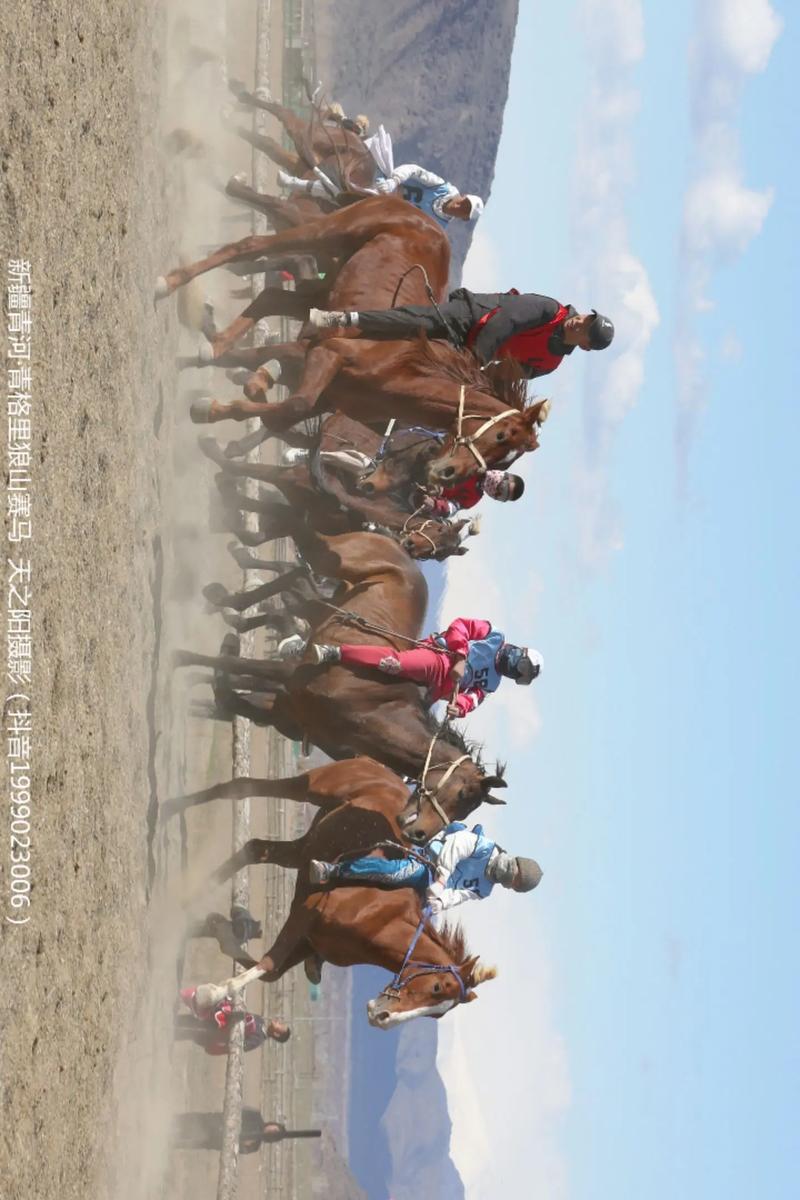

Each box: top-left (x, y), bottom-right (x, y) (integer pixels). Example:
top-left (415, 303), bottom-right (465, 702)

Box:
top-left (156, 198), bottom-right (548, 482)
top-left (173, 526), bottom-right (508, 843)
top-left (198, 413), bottom-right (479, 562)
top-left (172, 756), bottom-right (497, 1027)
top-left (225, 84), bottom-right (375, 195)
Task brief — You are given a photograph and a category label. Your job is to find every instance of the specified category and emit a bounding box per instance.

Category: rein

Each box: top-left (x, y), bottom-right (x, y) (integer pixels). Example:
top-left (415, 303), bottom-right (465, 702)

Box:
top-left (389, 263), bottom-right (462, 348)
top-left (452, 384), bottom-right (520, 473)
top-left (382, 904), bottom-right (467, 1002)
top-left (412, 724), bottom-right (470, 829)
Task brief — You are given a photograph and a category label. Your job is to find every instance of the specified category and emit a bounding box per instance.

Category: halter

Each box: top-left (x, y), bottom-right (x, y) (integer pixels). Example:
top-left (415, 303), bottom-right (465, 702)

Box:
top-left (380, 905), bottom-right (468, 1002)
top-left (452, 384), bottom-right (520, 473)
top-left (409, 727), bottom-right (471, 829)
top-left (400, 506), bottom-right (440, 557)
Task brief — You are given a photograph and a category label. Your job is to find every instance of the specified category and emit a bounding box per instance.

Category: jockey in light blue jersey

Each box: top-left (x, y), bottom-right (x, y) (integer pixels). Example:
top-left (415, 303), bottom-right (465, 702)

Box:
top-left (308, 822), bottom-right (542, 913)
top-left (374, 164), bottom-right (484, 229)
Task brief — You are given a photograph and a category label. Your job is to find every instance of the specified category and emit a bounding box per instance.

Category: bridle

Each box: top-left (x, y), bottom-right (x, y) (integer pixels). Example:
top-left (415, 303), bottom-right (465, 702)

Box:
top-left (379, 904), bottom-right (467, 1003)
top-left (407, 727), bottom-right (472, 830)
top-left (452, 384), bottom-right (520, 473)
top-left (400, 507), bottom-right (441, 558)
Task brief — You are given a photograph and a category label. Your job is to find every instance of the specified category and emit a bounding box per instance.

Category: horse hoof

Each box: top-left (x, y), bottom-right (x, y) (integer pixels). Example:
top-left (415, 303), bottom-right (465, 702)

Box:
top-left (197, 435), bottom-right (223, 463)
top-left (536, 399), bottom-right (552, 425)
top-left (197, 339), bottom-right (216, 365)
top-left (226, 172), bottom-right (248, 192)
top-left (201, 300), bottom-right (217, 340)
top-left (154, 275), bottom-right (171, 301)
top-left (190, 396), bottom-right (215, 424)
top-left (226, 368), bottom-right (252, 387)
top-left (203, 582), bottom-right (231, 609)
top-left (253, 86), bottom-right (271, 102)
top-left (220, 632), bottom-right (241, 658)
top-left (227, 77), bottom-right (248, 99)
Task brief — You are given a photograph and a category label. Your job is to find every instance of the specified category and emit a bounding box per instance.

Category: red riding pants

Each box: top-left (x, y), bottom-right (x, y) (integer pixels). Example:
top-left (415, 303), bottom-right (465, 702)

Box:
top-left (339, 643), bottom-right (453, 696)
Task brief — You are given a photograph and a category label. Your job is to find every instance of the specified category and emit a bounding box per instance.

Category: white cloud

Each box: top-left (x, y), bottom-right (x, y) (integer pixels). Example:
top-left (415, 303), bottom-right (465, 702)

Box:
top-left (568, 1), bottom-right (659, 566)
top-left (438, 906), bottom-right (571, 1199)
top-left (683, 171), bottom-right (774, 262)
top-left (697, 0), bottom-right (783, 77)
top-left (676, 0), bottom-right (781, 478)
top-left (462, 226), bottom-right (504, 294)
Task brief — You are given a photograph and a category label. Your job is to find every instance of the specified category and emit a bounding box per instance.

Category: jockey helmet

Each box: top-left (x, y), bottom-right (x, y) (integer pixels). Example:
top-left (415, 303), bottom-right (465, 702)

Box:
top-left (513, 857), bottom-right (543, 892)
top-left (497, 644), bottom-right (543, 685)
top-left (465, 194), bottom-right (484, 221)
top-left (589, 310), bottom-right (615, 350)
top-left (487, 851), bottom-right (543, 891)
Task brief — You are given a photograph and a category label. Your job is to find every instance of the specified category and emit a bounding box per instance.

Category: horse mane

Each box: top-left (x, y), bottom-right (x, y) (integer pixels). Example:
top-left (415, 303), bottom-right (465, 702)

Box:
top-left (397, 335), bottom-right (532, 413)
top-left (419, 708), bottom-right (507, 781)
top-left (428, 916), bottom-right (470, 965)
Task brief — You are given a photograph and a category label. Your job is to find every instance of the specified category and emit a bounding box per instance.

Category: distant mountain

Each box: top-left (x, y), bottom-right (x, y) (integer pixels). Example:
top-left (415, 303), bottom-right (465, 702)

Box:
top-left (310, 1130), bottom-right (369, 1200)
top-left (313, 0), bottom-right (520, 280)
top-left (381, 1022), bottom-right (465, 1200)
top-left (348, 970), bottom-right (465, 1200)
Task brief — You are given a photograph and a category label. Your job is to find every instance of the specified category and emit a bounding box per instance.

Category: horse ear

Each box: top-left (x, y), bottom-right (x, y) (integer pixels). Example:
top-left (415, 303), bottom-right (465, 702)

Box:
top-left (482, 774), bottom-right (508, 790)
top-left (484, 793), bottom-right (507, 806)
top-left (461, 956), bottom-right (498, 988)
top-left (463, 990), bottom-right (478, 1003)
top-left (454, 545), bottom-right (469, 556)
top-left (460, 954), bottom-right (480, 983)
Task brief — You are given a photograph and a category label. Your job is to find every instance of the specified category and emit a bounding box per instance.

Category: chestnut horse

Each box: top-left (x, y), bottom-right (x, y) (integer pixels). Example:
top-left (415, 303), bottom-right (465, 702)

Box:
top-left (156, 198), bottom-right (548, 483)
top-left (173, 527), bottom-right (508, 842)
top-left (175, 757), bottom-right (497, 1028)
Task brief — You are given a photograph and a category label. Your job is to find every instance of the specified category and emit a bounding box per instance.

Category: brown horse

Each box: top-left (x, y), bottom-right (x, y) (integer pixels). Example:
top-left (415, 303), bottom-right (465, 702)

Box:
top-left (226, 85), bottom-right (375, 192)
top-left (173, 527), bottom-right (508, 842)
top-left (156, 198), bottom-right (548, 482)
top-left (174, 757), bottom-right (497, 1027)
top-left (198, 415), bottom-right (479, 563)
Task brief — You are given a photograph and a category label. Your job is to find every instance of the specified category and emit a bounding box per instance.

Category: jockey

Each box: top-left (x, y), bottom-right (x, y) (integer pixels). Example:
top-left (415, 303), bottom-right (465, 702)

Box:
top-left (308, 821), bottom-right (543, 911)
top-left (178, 988), bottom-right (291, 1054)
top-left (277, 164), bottom-right (483, 229)
top-left (308, 288), bottom-right (615, 380)
top-left (420, 468), bottom-right (525, 517)
top-left (373, 164), bottom-right (483, 228)
top-left (311, 615), bottom-right (543, 718)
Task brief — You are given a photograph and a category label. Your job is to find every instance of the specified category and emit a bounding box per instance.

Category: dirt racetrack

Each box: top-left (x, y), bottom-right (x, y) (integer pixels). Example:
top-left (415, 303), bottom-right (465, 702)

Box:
top-left (0, 3), bottom-right (307, 1197)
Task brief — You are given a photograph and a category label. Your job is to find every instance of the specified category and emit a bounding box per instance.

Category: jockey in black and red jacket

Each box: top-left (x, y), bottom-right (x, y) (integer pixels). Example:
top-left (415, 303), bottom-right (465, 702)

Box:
top-left (308, 289), bottom-right (615, 381)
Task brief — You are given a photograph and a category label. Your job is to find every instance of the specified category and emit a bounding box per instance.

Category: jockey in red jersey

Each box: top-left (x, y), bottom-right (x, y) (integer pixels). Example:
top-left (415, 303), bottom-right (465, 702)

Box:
top-left (177, 987), bottom-right (291, 1055)
top-left (308, 289), bottom-right (615, 380)
top-left (311, 616), bottom-right (543, 718)
top-left (421, 468), bottom-right (525, 518)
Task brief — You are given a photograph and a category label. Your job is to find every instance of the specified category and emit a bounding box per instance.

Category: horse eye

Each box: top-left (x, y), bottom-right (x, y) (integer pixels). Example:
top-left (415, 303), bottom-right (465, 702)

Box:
top-left (433, 983), bottom-right (442, 994)
top-left (496, 431), bottom-right (506, 441)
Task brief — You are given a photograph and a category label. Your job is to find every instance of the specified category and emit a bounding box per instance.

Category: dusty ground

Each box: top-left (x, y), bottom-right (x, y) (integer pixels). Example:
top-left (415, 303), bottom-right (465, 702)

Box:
top-left (0, 3), bottom-right (319, 1198)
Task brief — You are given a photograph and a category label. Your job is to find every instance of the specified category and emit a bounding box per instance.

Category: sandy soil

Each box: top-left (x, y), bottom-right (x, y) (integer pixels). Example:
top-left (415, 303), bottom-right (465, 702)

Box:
top-left (0, 2), bottom-right (302, 1198)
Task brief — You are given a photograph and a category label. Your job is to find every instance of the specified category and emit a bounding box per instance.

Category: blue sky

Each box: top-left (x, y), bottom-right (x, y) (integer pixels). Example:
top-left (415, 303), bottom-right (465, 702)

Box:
top-left (436, 3), bottom-right (799, 1198)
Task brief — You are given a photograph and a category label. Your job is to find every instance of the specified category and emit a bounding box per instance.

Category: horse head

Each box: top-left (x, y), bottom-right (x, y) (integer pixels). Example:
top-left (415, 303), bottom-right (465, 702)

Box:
top-left (400, 516), bottom-right (479, 562)
top-left (424, 397), bottom-right (552, 488)
top-left (367, 949), bottom-right (497, 1029)
top-left (357, 429), bottom-right (443, 498)
top-left (398, 748), bottom-right (508, 845)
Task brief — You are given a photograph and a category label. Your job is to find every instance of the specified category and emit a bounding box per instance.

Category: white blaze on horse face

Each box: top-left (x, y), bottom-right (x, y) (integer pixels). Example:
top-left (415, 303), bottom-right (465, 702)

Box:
top-left (366, 996), bottom-right (457, 1028)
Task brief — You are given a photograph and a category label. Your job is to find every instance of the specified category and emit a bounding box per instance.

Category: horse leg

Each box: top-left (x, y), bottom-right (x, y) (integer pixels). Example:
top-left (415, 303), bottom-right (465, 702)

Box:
top-left (192, 344), bottom-right (341, 432)
top-left (211, 834), bottom-right (306, 890)
top-left (225, 178), bottom-right (309, 229)
top-left (206, 291), bottom-right (317, 359)
top-left (173, 645), bottom-right (296, 681)
top-left (157, 231), bottom-right (286, 297)
top-left (203, 570), bottom-right (305, 614)
top-left (229, 123), bottom-right (303, 172)
top-left (215, 906), bottom-right (317, 997)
